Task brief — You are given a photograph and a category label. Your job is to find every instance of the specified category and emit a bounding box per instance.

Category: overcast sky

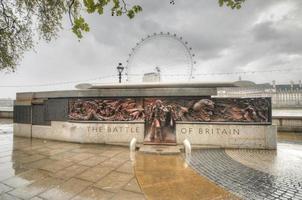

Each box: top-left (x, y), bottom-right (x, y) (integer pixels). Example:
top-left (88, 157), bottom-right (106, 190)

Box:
top-left (1, 0), bottom-right (302, 99)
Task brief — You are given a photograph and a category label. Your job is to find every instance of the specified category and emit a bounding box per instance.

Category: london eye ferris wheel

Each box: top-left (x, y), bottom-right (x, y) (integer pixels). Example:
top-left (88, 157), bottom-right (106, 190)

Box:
top-left (125, 32), bottom-right (197, 82)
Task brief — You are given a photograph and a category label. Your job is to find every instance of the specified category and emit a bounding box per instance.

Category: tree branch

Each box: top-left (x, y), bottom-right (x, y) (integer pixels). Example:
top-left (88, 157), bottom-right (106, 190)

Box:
top-left (121, 0), bottom-right (129, 13)
top-left (68, 0), bottom-right (75, 25)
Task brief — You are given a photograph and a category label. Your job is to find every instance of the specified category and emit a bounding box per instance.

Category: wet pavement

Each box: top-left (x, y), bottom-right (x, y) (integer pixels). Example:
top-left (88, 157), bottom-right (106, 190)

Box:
top-left (1, 119), bottom-right (302, 200)
top-left (0, 120), bottom-right (144, 200)
top-left (135, 153), bottom-right (238, 200)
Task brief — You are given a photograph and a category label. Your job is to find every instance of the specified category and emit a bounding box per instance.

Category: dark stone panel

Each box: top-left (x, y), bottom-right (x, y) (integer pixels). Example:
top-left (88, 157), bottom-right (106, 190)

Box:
top-left (45, 98), bottom-right (69, 121)
top-left (32, 104), bottom-right (50, 125)
top-left (13, 105), bottom-right (32, 124)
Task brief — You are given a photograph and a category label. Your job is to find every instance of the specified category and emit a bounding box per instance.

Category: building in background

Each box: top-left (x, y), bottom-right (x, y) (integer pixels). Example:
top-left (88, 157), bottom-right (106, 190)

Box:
top-left (142, 72), bottom-right (161, 82)
top-left (217, 80), bottom-right (302, 108)
top-left (142, 67), bottom-right (161, 82)
top-left (0, 98), bottom-right (13, 109)
top-left (0, 98), bottom-right (13, 118)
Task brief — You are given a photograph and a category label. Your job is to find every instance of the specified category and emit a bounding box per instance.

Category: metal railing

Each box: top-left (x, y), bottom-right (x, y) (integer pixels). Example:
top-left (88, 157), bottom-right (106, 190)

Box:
top-left (272, 89), bottom-right (302, 108)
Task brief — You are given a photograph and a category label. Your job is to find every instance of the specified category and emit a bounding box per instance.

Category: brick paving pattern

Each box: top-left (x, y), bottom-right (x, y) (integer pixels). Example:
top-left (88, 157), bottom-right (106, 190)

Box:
top-left (186, 146), bottom-right (302, 200)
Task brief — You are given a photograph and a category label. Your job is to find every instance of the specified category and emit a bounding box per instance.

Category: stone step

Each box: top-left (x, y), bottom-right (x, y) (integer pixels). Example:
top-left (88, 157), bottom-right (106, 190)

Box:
top-left (138, 145), bottom-right (181, 155)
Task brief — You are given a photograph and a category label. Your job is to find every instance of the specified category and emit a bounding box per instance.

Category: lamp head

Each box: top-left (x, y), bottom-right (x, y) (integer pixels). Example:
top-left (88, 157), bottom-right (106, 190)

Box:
top-left (117, 63), bottom-right (124, 73)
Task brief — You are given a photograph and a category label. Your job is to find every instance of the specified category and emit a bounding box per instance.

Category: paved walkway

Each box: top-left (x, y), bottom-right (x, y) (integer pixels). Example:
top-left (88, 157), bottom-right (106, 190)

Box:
top-left (186, 142), bottom-right (302, 200)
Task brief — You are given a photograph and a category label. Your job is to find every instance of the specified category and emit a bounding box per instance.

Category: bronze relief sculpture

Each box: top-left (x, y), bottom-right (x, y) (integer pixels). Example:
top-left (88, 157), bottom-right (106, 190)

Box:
top-left (69, 97), bottom-right (271, 144)
top-left (69, 98), bottom-right (144, 121)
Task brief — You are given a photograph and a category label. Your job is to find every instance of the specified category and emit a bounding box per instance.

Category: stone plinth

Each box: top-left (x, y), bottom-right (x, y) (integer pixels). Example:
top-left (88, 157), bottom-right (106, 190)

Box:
top-left (14, 121), bottom-right (276, 149)
top-left (139, 145), bottom-right (181, 155)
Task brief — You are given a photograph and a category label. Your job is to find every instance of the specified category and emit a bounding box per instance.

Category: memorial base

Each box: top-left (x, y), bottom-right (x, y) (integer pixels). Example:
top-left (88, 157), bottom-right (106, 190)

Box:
top-left (14, 122), bottom-right (277, 149)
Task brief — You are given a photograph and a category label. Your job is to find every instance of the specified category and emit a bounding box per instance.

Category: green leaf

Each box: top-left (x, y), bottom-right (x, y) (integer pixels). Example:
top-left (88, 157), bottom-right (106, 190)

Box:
top-left (84, 0), bottom-right (96, 13)
top-left (127, 10), bottom-right (135, 19)
top-left (72, 17), bottom-right (90, 39)
top-left (219, 0), bottom-right (224, 7)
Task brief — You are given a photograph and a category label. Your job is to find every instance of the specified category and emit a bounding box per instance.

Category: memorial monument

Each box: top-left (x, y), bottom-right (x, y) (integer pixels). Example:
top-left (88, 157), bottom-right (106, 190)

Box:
top-left (13, 82), bottom-right (276, 149)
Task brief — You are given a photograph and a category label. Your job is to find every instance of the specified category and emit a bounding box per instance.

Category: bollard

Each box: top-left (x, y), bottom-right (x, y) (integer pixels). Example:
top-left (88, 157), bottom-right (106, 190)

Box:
top-left (183, 139), bottom-right (191, 156)
top-left (130, 138), bottom-right (137, 152)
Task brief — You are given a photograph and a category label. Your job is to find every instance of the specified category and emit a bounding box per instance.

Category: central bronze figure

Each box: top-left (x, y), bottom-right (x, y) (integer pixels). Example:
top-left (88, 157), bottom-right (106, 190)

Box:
top-left (144, 99), bottom-right (176, 144)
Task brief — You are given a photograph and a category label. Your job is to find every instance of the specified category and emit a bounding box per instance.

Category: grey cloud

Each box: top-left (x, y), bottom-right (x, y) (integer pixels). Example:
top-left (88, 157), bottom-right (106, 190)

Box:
top-left (1, 0), bottom-right (302, 98)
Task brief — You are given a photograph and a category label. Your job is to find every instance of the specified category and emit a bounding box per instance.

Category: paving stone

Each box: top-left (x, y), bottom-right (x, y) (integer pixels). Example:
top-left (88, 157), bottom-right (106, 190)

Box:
top-left (51, 164), bottom-right (89, 180)
top-left (0, 193), bottom-right (22, 200)
top-left (111, 190), bottom-right (146, 200)
top-left (39, 178), bottom-right (92, 200)
top-left (65, 153), bottom-right (95, 162)
top-left (77, 165), bottom-right (114, 182)
top-left (99, 158), bottom-right (128, 168)
top-left (71, 186), bottom-right (114, 200)
top-left (8, 177), bottom-right (62, 199)
top-left (78, 156), bottom-right (108, 167)
top-left (94, 171), bottom-right (133, 193)
top-left (30, 197), bottom-right (44, 200)
top-left (2, 169), bottom-right (51, 188)
top-left (123, 178), bottom-right (143, 194)
top-left (116, 161), bottom-right (134, 174)
top-left (0, 182), bottom-right (13, 193)
top-left (39, 160), bottom-right (74, 173)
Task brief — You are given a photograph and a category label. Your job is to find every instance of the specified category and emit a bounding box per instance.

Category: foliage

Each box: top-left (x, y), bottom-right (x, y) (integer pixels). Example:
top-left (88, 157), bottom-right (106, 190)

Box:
top-left (218, 0), bottom-right (245, 9)
top-left (0, 0), bottom-right (142, 71)
top-left (0, 0), bottom-right (243, 71)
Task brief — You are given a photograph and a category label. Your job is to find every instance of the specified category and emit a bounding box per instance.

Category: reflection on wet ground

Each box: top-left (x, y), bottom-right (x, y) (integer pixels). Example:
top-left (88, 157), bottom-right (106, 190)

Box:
top-left (135, 153), bottom-right (239, 200)
top-left (0, 119), bottom-right (12, 135)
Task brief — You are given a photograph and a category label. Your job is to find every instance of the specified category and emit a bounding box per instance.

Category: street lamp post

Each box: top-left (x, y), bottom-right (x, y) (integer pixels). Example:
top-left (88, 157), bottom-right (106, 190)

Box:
top-left (117, 63), bottom-right (124, 83)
